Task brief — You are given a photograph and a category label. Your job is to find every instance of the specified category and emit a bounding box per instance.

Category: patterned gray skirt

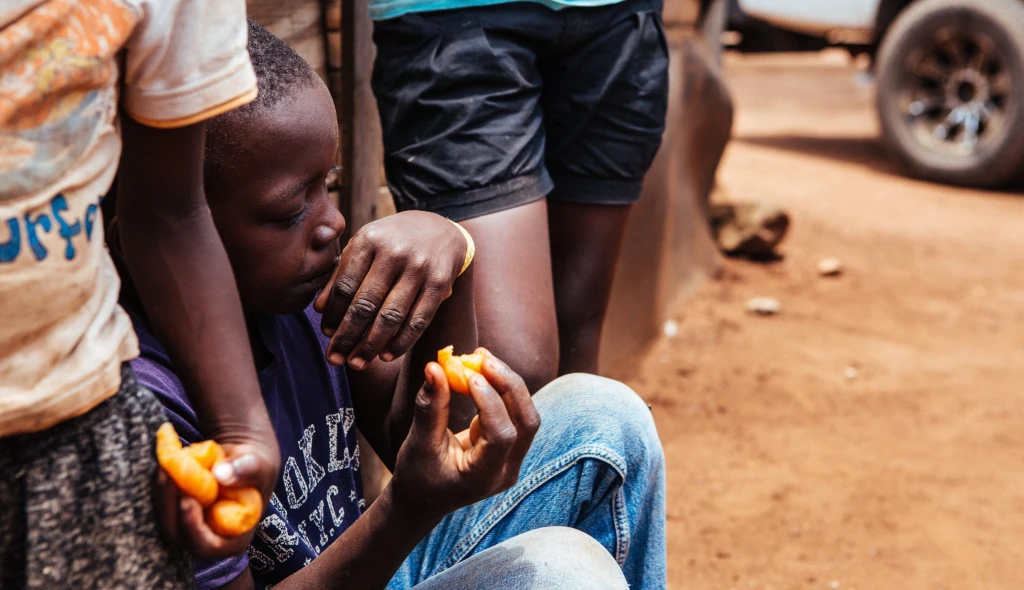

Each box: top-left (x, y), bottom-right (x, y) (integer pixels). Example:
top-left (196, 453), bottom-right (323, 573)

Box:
top-left (0, 364), bottom-right (192, 589)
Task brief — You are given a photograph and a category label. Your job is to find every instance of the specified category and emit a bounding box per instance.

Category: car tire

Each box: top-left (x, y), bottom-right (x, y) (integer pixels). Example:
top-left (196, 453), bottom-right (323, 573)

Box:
top-left (876, 0), bottom-right (1024, 188)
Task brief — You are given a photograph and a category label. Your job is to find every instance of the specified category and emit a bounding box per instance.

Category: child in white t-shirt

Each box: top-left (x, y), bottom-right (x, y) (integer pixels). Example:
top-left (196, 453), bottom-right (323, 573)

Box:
top-left (0, 1), bottom-right (280, 586)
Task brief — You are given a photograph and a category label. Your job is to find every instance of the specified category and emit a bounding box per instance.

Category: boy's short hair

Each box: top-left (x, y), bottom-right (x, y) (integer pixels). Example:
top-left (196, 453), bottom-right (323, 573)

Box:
top-left (205, 19), bottom-right (321, 187)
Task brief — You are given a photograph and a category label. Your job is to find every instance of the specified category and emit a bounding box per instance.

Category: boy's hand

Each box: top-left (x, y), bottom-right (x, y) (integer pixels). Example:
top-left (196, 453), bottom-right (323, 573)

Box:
top-left (314, 211), bottom-right (467, 370)
top-left (155, 440), bottom-right (279, 558)
top-left (388, 351), bottom-right (541, 523)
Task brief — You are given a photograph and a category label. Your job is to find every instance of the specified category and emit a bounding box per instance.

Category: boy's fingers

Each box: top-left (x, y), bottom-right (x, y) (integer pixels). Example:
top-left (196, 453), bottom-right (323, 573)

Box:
top-left (348, 272), bottom-right (420, 366)
top-left (326, 259), bottom-right (401, 368)
top-left (453, 428), bottom-right (473, 451)
top-left (464, 373), bottom-right (516, 474)
top-left (212, 453), bottom-right (260, 488)
top-left (179, 497), bottom-right (252, 558)
top-left (316, 245), bottom-right (374, 337)
top-left (383, 279), bottom-right (446, 362)
top-left (178, 497), bottom-right (224, 553)
top-left (410, 363), bottom-right (452, 448)
top-left (480, 353), bottom-right (540, 471)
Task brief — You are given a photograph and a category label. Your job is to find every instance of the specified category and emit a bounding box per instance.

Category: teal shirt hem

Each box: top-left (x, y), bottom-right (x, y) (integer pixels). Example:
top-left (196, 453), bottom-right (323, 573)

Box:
top-left (370, 0), bottom-right (627, 21)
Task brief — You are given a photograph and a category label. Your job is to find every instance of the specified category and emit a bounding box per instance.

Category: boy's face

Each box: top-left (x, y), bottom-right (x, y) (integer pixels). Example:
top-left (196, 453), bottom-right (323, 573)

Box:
top-left (208, 82), bottom-right (344, 315)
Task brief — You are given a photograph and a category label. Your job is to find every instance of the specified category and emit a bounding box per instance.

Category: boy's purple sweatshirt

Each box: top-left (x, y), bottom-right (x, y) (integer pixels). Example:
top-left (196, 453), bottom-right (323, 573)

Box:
top-left (128, 305), bottom-right (365, 589)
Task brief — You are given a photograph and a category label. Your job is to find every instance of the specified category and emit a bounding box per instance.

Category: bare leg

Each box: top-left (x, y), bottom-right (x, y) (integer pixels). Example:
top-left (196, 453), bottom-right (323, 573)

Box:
top-left (460, 199), bottom-right (559, 392)
top-left (547, 201), bottom-right (631, 376)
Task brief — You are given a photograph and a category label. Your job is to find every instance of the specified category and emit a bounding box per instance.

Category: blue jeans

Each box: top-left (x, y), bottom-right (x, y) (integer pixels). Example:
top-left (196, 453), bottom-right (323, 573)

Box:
top-left (389, 374), bottom-right (667, 590)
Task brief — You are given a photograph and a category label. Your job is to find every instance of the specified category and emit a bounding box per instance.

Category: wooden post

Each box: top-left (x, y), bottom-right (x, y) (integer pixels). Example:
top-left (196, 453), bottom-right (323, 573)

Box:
top-left (337, 0), bottom-right (391, 503)
top-left (338, 0), bottom-right (384, 238)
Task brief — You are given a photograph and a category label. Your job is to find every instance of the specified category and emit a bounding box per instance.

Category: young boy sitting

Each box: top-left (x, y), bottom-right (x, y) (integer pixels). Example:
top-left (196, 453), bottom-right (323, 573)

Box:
top-left (116, 21), bottom-right (666, 590)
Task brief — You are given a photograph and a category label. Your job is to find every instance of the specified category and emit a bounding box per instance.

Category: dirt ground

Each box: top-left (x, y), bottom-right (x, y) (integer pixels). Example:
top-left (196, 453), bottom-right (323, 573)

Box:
top-left (626, 52), bottom-right (1024, 590)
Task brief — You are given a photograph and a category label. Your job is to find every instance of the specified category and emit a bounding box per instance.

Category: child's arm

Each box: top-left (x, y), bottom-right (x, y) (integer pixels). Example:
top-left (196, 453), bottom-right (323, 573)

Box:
top-left (333, 212), bottom-right (478, 467)
top-left (220, 356), bottom-right (540, 590)
top-left (117, 117), bottom-right (280, 557)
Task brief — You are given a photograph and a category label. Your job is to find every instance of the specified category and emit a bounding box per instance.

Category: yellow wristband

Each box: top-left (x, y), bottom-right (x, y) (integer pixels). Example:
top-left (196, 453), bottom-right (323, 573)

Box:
top-left (449, 220), bottom-right (475, 276)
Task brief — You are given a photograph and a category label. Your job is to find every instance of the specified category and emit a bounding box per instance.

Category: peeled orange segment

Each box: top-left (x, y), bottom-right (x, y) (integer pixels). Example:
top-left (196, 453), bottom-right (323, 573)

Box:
top-left (154, 423), bottom-right (261, 535)
top-left (208, 487), bottom-right (263, 537)
top-left (438, 346), bottom-right (485, 395)
top-left (183, 440), bottom-right (227, 470)
top-left (155, 422), bottom-right (184, 458)
top-left (459, 351), bottom-right (484, 373)
top-left (160, 447), bottom-right (220, 507)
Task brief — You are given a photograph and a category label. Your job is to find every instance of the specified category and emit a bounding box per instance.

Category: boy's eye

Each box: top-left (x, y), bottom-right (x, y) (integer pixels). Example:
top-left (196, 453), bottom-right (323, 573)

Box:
top-left (278, 208), bottom-right (306, 228)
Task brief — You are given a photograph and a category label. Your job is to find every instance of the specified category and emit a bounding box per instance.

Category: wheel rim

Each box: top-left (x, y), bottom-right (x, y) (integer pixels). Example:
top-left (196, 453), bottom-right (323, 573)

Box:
top-left (898, 24), bottom-right (1013, 158)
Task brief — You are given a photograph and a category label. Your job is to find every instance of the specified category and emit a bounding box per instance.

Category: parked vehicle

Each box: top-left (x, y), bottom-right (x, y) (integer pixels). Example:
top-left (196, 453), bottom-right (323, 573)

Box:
top-left (736, 0), bottom-right (1024, 188)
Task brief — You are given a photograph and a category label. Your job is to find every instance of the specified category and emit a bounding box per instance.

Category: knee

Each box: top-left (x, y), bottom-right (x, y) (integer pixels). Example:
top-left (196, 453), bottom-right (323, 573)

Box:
top-left (478, 320), bottom-right (559, 393)
top-left (536, 374), bottom-right (664, 473)
top-left (492, 345), bottom-right (559, 393)
top-left (518, 357), bottom-right (559, 394)
top-left (505, 527), bottom-right (628, 589)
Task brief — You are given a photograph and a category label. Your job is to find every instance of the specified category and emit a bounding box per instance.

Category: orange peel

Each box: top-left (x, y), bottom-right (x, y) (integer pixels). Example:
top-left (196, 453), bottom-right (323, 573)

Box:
top-left (438, 345), bottom-right (485, 395)
top-left (155, 422), bottom-right (263, 536)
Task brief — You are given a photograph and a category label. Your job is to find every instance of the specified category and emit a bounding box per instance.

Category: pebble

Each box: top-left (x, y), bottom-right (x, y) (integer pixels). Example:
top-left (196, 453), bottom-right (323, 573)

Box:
top-left (829, 581), bottom-right (841, 590)
top-left (663, 319), bottom-right (679, 338)
top-left (818, 257), bottom-right (843, 276)
top-left (746, 297), bottom-right (781, 316)
top-left (844, 366), bottom-right (859, 380)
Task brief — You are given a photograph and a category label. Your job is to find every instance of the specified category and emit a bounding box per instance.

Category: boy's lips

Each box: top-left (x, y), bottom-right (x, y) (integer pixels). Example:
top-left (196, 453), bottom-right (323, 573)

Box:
top-left (303, 264), bottom-right (336, 289)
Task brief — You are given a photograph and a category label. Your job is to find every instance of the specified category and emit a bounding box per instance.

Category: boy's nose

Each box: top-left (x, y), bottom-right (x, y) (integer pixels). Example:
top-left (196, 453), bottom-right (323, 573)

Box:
top-left (312, 208), bottom-right (346, 249)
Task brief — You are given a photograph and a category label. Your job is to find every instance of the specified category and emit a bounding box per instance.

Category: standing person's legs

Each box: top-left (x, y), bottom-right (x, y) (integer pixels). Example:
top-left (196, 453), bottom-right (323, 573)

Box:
top-left (408, 528), bottom-right (628, 590)
top-left (0, 365), bottom-right (192, 589)
top-left (459, 201), bottom-right (560, 392)
top-left (372, 5), bottom-right (564, 392)
top-left (390, 374), bottom-right (667, 590)
top-left (547, 202), bottom-right (631, 375)
top-left (542, 0), bottom-right (670, 374)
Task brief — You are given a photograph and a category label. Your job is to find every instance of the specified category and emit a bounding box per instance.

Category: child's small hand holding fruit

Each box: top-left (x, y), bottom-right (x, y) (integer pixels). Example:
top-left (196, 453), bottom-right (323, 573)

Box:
top-left (386, 347), bottom-right (541, 524)
top-left (155, 423), bottom-right (264, 539)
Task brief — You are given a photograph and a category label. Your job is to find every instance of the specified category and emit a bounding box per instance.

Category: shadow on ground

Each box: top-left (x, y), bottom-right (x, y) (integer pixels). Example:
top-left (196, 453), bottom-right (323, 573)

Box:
top-left (735, 134), bottom-right (1024, 196)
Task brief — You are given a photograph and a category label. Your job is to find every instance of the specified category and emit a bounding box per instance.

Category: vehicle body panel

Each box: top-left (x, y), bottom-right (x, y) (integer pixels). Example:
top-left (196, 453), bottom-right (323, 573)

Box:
top-left (738, 0), bottom-right (882, 35)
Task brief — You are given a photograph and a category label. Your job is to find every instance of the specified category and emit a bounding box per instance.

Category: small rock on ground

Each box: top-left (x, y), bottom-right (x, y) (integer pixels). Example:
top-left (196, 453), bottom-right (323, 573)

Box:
top-left (746, 297), bottom-right (781, 316)
top-left (818, 257), bottom-right (843, 276)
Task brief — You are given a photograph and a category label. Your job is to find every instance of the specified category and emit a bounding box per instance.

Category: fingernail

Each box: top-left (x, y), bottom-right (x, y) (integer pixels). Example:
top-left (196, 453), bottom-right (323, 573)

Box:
top-left (424, 371), bottom-right (435, 391)
top-left (472, 374), bottom-right (487, 388)
top-left (213, 462), bottom-right (235, 484)
top-left (381, 352), bottom-right (394, 362)
top-left (487, 359), bottom-right (502, 372)
top-left (349, 357), bottom-right (365, 370)
top-left (323, 328), bottom-right (335, 337)
top-left (328, 353), bottom-right (345, 366)
top-left (232, 454), bottom-right (258, 474)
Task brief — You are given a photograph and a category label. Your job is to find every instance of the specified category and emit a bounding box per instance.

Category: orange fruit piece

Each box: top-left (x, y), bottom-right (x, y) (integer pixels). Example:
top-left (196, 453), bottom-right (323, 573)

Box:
top-left (438, 345), bottom-right (485, 395)
top-left (183, 440), bottom-right (226, 469)
top-left (156, 423), bottom-right (219, 507)
top-left (207, 487), bottom-right (263, 537)
top-left (155, 423), bottom-right (263, 535)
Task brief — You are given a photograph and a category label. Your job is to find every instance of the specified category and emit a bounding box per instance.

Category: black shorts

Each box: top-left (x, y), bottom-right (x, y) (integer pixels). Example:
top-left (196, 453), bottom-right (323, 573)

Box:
top-left (372, 0), bottom-right (670, 220)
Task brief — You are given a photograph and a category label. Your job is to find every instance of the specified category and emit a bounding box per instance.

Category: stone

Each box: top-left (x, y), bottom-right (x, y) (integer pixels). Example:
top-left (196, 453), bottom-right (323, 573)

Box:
top-left (746, 297), bottom-right (781, 316)
top-left (818, 257), bottom-right (843, 276)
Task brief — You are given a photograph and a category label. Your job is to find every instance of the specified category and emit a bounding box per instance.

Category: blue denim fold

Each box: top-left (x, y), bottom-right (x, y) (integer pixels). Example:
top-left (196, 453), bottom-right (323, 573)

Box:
top-left (389, 374), bottom-right (667, 590)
